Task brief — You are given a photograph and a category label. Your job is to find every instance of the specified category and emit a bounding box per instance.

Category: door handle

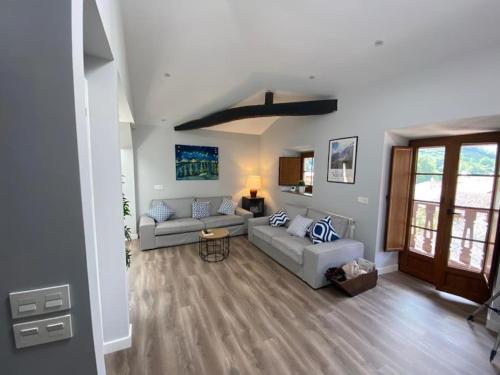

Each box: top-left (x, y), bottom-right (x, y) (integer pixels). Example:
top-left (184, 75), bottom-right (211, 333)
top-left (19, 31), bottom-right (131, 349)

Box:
top-left (446, 208), bottom-right (459, 215)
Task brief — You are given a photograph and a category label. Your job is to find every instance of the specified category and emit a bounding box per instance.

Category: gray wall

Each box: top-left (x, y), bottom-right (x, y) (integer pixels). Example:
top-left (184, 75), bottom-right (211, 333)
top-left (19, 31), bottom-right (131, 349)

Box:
top-left (0, 1), bottom-right (97, 374)
top-left (134, 125), bottom-right (260, 216)
top-left (260, 46), bottom-right (500, 266)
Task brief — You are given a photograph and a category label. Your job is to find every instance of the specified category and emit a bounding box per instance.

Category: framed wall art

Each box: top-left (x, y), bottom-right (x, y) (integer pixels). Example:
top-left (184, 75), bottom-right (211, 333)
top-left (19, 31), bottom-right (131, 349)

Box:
top-left (175, 144), bottom-right (219, 180)
top-left (327, 136), bottom-right (358, 184)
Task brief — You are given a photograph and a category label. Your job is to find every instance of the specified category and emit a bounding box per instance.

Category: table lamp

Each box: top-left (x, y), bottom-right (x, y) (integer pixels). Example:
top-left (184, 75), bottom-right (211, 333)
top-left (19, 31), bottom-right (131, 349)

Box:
top-left (247, 175), bottom-right (262, 198)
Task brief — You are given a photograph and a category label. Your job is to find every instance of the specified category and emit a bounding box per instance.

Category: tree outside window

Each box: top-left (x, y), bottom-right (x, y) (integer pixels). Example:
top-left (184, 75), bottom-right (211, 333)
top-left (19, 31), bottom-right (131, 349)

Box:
top-left (301, 152), bottom-right (314, 193)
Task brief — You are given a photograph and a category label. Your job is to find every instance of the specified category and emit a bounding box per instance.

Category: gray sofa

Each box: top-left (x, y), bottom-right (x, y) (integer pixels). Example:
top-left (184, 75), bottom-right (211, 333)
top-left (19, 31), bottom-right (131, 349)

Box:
top-left (139, 196), bottom-right (253, 250)
top-left (248, 204), bottom-right (364, 289)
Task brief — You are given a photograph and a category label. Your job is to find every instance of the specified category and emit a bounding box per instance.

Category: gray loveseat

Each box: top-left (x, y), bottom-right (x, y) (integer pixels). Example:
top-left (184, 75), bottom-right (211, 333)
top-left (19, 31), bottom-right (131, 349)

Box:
top-left (248, 204), bottom-right (364, 289)
top-left (139, 196), bottom-right (253, 250)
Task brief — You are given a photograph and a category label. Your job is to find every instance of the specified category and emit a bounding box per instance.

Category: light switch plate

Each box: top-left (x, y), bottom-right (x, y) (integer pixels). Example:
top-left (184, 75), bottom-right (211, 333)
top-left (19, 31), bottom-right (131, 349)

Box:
top-left (13, 315), bottom-right (72, 349)
top-left (9, 284), bottom-right (71, 319)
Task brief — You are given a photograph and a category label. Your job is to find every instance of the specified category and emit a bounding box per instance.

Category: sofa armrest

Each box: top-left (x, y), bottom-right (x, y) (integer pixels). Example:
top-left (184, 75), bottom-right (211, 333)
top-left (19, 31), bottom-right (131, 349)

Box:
top-left (302, 239), bottom-right (364, 289)
top-left (248, 216), bottom-right (270, 231)
top-left (235, 207), bottom-right (253, 220)
top-left (139, 215), bottom-right (156, 250)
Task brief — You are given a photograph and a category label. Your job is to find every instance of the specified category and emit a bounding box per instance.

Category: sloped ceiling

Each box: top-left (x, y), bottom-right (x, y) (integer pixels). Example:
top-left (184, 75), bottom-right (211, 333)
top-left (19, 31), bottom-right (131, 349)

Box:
top-left (120, 0), bottom-right (500, 134)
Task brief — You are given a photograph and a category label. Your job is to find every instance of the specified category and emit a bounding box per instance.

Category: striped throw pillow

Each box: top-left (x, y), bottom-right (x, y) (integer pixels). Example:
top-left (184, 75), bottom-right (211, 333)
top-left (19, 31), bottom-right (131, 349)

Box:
top-left (269, 210), bottom-right (289, 227)
top-left (310, 216), bottom-right (340, 245)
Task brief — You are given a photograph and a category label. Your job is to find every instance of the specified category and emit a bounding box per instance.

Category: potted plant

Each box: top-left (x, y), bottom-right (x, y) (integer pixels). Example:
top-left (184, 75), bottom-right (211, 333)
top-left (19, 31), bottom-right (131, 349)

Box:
top-left (297, 180), bottom-right (306, 194)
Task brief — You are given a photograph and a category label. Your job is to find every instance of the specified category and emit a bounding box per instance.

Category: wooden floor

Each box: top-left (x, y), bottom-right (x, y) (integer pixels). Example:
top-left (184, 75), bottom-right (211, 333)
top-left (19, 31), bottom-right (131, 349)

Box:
top-left (106, 236), bottom-right (499, 375)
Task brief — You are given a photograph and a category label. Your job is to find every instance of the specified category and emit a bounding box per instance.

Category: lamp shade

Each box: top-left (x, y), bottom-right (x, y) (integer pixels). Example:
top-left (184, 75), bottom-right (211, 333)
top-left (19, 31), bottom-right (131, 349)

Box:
top-left (246, 175), bottom-right (262, 190)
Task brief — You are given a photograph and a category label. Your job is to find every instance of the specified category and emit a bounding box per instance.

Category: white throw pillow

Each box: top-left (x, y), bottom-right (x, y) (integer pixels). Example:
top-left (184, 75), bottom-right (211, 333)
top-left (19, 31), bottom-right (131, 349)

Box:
top-left (286, 215), bottom-right (313, 238)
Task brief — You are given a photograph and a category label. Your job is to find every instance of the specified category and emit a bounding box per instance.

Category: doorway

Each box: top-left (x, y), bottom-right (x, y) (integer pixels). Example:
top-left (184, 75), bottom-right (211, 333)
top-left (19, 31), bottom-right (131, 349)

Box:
top-left (396, 133), bottom-right (500, 303)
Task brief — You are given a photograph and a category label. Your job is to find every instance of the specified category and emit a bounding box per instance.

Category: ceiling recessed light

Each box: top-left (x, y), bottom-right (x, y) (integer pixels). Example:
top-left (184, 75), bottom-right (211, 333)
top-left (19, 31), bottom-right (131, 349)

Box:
top-left (374, 40), bottom-right (384, 47)
top-left (309, 75), bottom-right (315, 80)
top-left (164, 73), bottom-right (171, 77)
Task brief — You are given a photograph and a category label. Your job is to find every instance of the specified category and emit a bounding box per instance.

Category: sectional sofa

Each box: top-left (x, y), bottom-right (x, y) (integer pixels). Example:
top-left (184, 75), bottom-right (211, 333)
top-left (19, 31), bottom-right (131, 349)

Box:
top-left (248, 204), bottom-right (364, 289)
top-left (139, 196), bottom-right (253, 250)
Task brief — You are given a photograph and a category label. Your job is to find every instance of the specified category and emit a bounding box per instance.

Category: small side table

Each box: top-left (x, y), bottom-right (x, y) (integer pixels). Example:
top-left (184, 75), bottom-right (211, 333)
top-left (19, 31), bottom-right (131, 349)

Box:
top-left (242, 196), bottom-right (265, 218)
top-left (199, 228), bottom-right (230, 262)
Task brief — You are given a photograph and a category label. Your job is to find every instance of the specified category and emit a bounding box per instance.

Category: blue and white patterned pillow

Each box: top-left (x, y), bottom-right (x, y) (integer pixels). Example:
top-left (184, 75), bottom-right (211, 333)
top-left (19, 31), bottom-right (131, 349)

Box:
top-left (269, 210), bottom-right (289, 227)
top-left (192, 201), bottom-right (210, 219)
top-left (310, 216), bottom-right (340, 245)
top-left (218, 198), bottom-right (236, 215)
top-left (148, 202), bottom-right (175, 223)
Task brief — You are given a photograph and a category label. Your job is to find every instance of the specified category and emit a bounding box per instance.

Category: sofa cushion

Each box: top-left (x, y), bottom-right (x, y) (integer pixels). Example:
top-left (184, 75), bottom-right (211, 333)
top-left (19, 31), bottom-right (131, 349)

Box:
top-left (192, 201), bottom-right (210, 219)
top-left (271, 235), bottom-right (311, 265)
top-left (307, 208), bottom-right (350, 239)
top-left (287, 215), bottom-right (313, 238)
top-left (310, 216), bottom-right (340, 245)
top-left (155, 218), bottom-right (204, 236)
top-left (200, 215), bottom-right (244, 229)
top-left (197, 196), bottom-right (230, 216)
top-left (253, 225), bottom-right (288, 243)
top-left (148, 201), bottom-right (175, 223)
top-left (269, 210), bottom-right (289, 227)
top-left (284, 204), bottom-right (308, 224)
top-left (151, 198), bottom-right (194, 219)
top-left (217, 198), bottom-right (237, 215)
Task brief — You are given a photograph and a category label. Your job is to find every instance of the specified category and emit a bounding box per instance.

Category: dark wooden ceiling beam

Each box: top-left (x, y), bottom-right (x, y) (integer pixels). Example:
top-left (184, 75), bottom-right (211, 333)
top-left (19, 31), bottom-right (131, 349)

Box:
top-left (174, 94), bottom-right (337, 131)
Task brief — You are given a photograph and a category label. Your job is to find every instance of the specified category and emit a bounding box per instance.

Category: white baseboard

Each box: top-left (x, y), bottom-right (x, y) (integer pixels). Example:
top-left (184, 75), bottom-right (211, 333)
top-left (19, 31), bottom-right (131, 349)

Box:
top-left (378, 264), bottom-right (399, 275)
top-left (103, 324), bottom-right (132, 354)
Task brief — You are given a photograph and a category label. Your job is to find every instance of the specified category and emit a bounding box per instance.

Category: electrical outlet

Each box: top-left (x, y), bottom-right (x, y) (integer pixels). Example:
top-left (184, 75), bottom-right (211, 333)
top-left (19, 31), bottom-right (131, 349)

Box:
top-left (357, 196), bottom-right (369, 205)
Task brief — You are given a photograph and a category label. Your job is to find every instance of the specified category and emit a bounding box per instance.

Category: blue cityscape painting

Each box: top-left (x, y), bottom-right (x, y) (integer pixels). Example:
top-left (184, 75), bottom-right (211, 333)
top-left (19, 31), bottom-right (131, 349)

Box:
top-left (175, 144), bottom-right (219, 180)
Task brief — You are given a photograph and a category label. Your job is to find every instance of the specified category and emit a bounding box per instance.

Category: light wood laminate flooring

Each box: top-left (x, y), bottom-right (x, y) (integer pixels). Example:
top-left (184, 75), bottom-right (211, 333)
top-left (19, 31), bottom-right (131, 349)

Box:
top-left (106, 236), bottom-right (499, 375)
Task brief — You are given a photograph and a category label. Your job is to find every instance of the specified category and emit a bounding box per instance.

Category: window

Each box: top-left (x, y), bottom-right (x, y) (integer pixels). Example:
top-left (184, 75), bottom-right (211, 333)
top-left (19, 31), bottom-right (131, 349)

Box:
top-left (278, 151), bottom-right (314, 195)
top-left (301, 152), bottom-right (314, 193)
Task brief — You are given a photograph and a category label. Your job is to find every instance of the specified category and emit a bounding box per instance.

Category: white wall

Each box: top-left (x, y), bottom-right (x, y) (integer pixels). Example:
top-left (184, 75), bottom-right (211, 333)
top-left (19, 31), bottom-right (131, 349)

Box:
top-left (85, 56), bottom-right (130, 352)
top-left (94, 0), bottom-right (132, 109)
top-left (74, 2), bottom-right (106, 373)
top-left (134, 126), bottom-right (260, 216)
top-left (259, 47), bottom-right (500, 268)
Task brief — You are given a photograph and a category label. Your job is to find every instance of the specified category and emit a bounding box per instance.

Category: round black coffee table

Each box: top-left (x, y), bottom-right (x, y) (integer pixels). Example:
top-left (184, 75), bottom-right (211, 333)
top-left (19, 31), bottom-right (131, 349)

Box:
top-left (198, 228), bottom-right (230, 262)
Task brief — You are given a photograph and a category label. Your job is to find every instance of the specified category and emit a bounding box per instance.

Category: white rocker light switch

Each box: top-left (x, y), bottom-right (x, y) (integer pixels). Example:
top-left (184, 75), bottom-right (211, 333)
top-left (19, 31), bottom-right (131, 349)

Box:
top-left (13, 315), bottom-right (73, 349)
top-left (9, 285), bottom-right (71, 319)
top-left (18, 303), bottom-right (37, 314)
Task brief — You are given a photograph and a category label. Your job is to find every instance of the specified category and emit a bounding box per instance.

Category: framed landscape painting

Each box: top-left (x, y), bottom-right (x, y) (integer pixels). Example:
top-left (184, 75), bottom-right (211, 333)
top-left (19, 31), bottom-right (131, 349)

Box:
top-left (327, 136), bottom-right (358, 184)
top-left (175, 144), bottom-right (219, 180)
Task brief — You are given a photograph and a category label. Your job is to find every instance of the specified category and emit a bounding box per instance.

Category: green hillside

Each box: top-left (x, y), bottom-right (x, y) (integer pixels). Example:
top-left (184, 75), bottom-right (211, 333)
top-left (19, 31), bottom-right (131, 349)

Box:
top-left (416, 145), bottom-right (496, 179)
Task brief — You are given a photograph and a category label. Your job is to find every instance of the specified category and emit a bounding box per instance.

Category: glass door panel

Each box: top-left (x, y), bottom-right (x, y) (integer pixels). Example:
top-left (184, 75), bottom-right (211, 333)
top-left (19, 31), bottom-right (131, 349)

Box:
top-left (447, 143), bottom-right (499, 273)
top-left (409, 146), bottom-right (445, 257)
